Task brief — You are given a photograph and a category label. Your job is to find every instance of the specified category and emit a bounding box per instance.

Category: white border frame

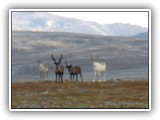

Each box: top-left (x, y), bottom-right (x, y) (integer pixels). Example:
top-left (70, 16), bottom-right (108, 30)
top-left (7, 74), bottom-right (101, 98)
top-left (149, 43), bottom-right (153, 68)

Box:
top-left (9, 9), bottom-right (151, 111)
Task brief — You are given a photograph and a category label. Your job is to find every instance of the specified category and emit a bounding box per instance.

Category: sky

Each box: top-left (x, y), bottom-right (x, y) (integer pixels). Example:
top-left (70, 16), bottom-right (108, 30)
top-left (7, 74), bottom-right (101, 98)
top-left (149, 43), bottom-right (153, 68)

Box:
top-left (48, 11), bottom-right (148, 28)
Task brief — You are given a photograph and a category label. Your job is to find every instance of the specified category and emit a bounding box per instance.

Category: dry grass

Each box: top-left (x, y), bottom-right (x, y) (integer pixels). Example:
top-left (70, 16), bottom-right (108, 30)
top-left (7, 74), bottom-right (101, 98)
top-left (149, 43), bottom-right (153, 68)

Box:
top-left (11, 80), bottom-right (149, 109)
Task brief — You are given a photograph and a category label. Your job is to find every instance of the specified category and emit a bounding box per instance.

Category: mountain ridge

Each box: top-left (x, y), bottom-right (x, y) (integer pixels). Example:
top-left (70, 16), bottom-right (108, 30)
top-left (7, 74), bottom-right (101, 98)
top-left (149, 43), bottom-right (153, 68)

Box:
top-left (12, 12), bottom-right (148, 36)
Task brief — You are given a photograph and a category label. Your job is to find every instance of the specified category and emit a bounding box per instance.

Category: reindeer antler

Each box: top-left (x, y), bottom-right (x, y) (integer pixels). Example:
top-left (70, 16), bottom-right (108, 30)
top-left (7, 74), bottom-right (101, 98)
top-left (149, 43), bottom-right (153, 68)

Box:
top-left (59, 54), bottom-right (63, 63)
top-left (96, 54), bottom-right (99, 61)
top-left (51, 54), bottom-right (55, 61)
top-left (37, 60), bottom-right (42, 63)
top-left (91, 55), bottom-right (93, 61)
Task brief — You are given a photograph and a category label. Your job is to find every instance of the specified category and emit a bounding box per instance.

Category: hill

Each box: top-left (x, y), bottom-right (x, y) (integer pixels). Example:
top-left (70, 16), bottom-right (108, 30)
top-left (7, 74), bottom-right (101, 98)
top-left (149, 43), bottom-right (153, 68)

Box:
top-left (132, 32), bottom-right (148, 40)
top-left (12, 31), bottom-right (148, 81)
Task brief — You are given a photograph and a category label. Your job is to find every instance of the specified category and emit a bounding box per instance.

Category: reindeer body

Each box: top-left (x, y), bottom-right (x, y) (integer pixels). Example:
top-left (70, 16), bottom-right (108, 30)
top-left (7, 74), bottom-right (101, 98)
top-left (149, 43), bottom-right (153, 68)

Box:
top-left (93, 62), bottom-right (106, 72)
top-left (65, 62), bottom-right (83, 82)
top-left (38, 61), bottom-right (48, 80)
top-left (55, 65), bottom-right (64, 82)
top-left (91, 55), bottom-right (106, 82)
top-left (51, 54), bottom-right (64, 83)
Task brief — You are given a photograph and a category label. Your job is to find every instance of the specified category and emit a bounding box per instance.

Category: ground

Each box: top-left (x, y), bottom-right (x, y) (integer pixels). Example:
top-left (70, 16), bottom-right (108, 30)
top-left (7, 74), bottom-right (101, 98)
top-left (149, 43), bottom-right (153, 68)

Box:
top-left (11, 80), bottom-right (149, 109)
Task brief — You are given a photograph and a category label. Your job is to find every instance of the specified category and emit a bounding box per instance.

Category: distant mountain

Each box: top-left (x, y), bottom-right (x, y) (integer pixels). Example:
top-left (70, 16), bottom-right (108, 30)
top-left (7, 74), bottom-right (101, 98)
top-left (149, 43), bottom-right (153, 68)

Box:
top-left (12, 12), bottom-right (148, 36)
top-left (132, 32), bottom-right (148, 40)
top-left (103, 23), bottom-right (148, 36)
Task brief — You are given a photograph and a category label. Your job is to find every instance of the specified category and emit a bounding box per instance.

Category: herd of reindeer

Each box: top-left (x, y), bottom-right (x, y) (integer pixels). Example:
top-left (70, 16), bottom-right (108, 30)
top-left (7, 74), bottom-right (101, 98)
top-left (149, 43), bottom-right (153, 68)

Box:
top-left (38, 54), bottom-right (106, 83)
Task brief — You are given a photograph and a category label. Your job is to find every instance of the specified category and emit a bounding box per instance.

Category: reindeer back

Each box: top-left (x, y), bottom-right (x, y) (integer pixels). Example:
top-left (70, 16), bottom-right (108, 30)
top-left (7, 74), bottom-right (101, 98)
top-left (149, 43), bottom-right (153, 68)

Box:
top-left (70, 66), bottom-right (81, 73)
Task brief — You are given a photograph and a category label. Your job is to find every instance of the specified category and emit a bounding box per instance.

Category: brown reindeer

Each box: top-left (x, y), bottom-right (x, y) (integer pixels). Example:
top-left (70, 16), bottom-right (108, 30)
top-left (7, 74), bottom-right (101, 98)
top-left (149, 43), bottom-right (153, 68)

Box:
top-left (65, 61), bottom-right (83, 82)
top-left (51, 54), bottom-right (64, 83)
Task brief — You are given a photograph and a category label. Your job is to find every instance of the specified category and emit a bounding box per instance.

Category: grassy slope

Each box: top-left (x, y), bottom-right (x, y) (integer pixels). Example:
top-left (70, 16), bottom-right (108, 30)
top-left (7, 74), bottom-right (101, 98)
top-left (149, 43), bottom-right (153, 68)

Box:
top-left (11, 80), bottom-right (149, 109)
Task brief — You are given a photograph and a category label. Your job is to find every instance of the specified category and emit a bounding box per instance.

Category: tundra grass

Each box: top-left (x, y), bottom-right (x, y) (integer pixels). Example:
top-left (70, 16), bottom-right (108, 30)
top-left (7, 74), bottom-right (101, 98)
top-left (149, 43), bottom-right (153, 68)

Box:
top-left (11, 80), bottom-right (149, 109)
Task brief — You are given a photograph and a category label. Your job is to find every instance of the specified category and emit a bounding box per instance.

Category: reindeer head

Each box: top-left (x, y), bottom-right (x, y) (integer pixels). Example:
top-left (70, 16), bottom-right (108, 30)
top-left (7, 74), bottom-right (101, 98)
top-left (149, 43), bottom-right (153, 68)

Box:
top-left (65, 61), bottom-right (72, 70)
top-left (91, 54), bottom-right (105, 71)
top-left (91, 54), bottom-right (99, 62)
top-left (91, 54), bottom-right (99, 68)
top-left (51, 54), bottom-right (63, 66)
top-left (38, 60), bottom-right (42, 64)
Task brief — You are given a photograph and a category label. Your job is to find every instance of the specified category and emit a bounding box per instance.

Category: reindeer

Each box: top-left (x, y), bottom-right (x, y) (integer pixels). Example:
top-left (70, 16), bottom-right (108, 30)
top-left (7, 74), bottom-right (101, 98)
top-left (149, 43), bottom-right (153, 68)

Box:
top-left (51, 54), bottom-right (64, 83)
top-left (91, 55), bottom-right (106, 82)
top-left (38, 60), bottom-right (48, 80)
top-left (65, 61), bottom-right (83, 82)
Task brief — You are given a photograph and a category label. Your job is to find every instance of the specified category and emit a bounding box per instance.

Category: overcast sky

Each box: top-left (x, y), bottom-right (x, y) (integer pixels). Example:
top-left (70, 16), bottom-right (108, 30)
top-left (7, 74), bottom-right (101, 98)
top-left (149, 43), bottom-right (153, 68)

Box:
top-left (48, 11), bottom-right (148, 28)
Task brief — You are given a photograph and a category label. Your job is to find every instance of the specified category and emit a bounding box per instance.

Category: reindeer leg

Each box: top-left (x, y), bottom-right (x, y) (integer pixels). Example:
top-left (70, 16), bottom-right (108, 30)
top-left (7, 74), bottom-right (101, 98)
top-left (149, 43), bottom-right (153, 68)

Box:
top-left (41, 71), bottom-right (43, 80)
top-left (103, 72), bottom-right (106, 81)
top-left (94, 71), bottom-right (97, 82)
top-left (40, 71), bottom-right (41, 80)
top-left (58, 74), bottom-right (60, 82)
top-left (60, 74), bottom-right (61, 83)
top-left (59, 74), bottom-right (61, 83)
top-left (71, 75), bottom-right (73, 82)
top-left (43, 73), bottom-right (45, 80)
top-left (98, 71), bottom-right (101, 82)
top-left (71, 74), bottom-right (74, 82)
top-left (42, 72), bottom-right (44, 80)
top-left (47, 72), bottom-right (48, 80)
top-left (73, 75), bottom-right (75, 82)
top-left (55, 73), bottom-right (57, 83)
top-left (70, 74), bottom-right (72, 82)
top-left (61, 74), bottom-right (63, 83)
top-left (76, 74), bottom-right (78, 82)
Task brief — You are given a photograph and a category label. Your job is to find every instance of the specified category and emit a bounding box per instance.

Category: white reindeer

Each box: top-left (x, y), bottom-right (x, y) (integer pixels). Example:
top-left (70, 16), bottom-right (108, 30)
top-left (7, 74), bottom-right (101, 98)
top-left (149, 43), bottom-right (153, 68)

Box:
top-left (38, 60), bottom-right (48, 80)
top-left (91, 55), bottom-right (106, 82)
